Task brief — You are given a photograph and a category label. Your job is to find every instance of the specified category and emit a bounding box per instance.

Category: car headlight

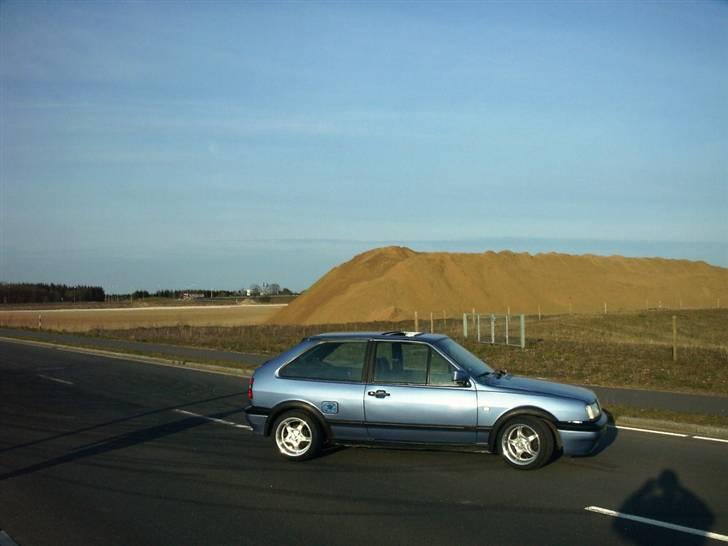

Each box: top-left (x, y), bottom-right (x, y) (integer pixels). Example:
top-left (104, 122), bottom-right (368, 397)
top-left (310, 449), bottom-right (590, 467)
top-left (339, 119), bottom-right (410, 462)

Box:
top-left (585, 401), bottom-right (601, 420)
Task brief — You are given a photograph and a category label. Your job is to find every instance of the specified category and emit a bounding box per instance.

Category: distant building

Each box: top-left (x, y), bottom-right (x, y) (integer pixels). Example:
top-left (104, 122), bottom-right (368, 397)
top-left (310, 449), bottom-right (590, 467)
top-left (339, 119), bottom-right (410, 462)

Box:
top-left (245, 283), bottom-right (281, 297)
top-left (181, 292), bottom-right (205, 300)
top-left (261, 283), bottom-right (281, 296)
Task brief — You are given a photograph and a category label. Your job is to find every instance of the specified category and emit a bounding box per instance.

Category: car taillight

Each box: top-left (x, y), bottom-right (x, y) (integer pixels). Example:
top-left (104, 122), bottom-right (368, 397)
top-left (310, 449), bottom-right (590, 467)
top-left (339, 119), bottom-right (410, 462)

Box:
top-left (247, 376), bottom-right (254, 402)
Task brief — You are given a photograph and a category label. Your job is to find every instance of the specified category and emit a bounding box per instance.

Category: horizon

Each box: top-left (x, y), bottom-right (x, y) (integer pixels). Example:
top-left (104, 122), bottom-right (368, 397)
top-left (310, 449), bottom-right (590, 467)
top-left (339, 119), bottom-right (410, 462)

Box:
top-left (3, 238), bottom-right (727, 294)
top-left (2, 1), bottom-right (727, 292)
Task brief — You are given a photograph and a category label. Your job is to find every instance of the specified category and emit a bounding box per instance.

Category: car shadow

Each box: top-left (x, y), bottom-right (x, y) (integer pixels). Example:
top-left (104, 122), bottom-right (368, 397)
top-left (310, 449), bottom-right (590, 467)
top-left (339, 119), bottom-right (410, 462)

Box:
top-left (614, 469), bottom-right (714, 545)
top-left (0, 406), bottom-right (248, 482)
top-left (0, 392), bottom-right (246, 455)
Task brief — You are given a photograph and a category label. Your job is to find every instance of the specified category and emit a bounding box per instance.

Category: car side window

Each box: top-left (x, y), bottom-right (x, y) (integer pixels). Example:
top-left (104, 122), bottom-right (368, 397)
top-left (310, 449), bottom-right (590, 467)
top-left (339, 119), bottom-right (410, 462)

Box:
top-left (428, 350), bottom-right (457, 386)
top-left (280, 342), bottom-right (367, 382)
top-left (374, 342), bottom-right (428, 384)
top-left (373, 342), bottom-right (457, 385)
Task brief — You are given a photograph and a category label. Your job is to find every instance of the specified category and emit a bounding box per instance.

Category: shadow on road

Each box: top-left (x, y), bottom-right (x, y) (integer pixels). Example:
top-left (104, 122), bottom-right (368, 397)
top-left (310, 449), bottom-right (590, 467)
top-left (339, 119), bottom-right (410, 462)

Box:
top-left (0, 392), bottom-right (246, 455)
top-left (0, 406), bottom-right (247, 482)
top-left (615, 469), bottom-right (714, 545)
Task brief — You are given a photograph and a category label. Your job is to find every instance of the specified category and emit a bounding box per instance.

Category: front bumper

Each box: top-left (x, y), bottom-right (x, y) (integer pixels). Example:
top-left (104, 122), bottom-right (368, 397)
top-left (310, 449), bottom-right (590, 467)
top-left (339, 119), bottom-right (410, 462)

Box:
top-left (556, 412), bottom-right (609, 456)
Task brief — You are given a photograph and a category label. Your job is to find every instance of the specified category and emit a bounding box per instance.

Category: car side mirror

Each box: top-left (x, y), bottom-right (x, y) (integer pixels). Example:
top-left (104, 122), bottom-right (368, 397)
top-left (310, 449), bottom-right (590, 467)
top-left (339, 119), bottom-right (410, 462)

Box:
top-left (453, 369), bottom-right (470, 386)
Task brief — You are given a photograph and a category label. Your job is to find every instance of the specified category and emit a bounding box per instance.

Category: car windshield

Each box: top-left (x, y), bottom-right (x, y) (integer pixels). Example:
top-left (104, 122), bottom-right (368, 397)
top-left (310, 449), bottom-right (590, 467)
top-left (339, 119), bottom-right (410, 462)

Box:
top-left (436, 338), bottom-right (493, 377)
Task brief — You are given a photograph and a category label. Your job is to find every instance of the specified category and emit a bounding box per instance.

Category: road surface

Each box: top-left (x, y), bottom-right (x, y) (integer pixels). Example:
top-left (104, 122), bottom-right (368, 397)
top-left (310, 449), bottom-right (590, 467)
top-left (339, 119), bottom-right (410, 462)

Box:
top-left (1, 341), bottom-right (726, 545)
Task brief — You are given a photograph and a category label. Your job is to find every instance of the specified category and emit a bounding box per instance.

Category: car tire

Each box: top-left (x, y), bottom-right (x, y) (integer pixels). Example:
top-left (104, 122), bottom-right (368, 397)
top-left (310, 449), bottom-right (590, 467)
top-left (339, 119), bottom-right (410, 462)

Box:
top-left (272, 411), bottom-right (322, 461)
top-left (497, 416), bottom-right (554, 470)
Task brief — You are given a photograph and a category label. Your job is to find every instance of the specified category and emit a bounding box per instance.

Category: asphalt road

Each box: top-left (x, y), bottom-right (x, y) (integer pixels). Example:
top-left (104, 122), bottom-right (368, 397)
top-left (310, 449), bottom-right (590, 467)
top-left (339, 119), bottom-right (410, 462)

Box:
top-left (2, 326), bottom-right (728, 416)
top-left (0, 327), bottom-right (271, 367)
top-left (1, 340), bottom-right (726, 546)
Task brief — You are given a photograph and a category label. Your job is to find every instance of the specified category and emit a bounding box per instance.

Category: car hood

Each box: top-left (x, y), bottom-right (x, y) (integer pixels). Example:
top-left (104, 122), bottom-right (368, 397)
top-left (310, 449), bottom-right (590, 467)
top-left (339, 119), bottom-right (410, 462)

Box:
top-left (477, 374), bottom-right (596, 403)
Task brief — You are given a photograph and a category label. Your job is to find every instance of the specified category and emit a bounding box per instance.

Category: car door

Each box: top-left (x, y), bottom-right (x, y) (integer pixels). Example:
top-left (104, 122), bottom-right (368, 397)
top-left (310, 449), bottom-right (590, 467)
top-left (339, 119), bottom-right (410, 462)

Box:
top-left (364, 340), bottom-right (477, 444)
top-left (277, 340), bottom-right (368, 441)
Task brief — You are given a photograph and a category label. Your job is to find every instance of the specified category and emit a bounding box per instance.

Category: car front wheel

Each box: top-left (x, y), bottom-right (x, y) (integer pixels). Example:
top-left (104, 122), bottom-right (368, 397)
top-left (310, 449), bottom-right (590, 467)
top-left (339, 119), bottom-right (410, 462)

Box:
top-left (272, 411), bottom-right (322, 461)
top-left (498, 416), bottom-right (554, 470)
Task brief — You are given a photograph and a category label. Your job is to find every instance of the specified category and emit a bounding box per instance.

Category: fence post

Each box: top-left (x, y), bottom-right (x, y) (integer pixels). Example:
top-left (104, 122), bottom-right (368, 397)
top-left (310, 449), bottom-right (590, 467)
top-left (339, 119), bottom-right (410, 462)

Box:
top-left (538, 304), bottom-right (541, 320)
top-left (414, 311), bottom-right (419, 331)
top-left (463, 313), bottom-right (468, 338)
top-left (520, 314), bottom-right (525, 349)
top-left (38, 313), bottom-right (42, 330)
top-left (477, 314), bottom-right (481, 342)
top-left (430, 312), bottom-right (434, 333)
top-left (672, 315), bottom-right (677, 362)
top-left (491, 314), bottom-right (495, 344)
top-left (604, 302), bottom-right (607, 314)
top-left (505, 314), bottom-right (510, 345)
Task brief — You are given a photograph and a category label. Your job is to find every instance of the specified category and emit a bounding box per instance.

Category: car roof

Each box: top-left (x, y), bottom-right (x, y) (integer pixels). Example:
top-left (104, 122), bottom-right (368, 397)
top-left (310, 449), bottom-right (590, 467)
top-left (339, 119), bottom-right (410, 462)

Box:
top-left (306, 331), bottom-right (449, 343)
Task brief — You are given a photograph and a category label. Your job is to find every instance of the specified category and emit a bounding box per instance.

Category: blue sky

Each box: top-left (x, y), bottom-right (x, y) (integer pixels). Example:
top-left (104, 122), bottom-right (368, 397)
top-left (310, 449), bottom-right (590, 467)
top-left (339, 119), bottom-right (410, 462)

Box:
top-left (1, 1), bottom-right (726, 292)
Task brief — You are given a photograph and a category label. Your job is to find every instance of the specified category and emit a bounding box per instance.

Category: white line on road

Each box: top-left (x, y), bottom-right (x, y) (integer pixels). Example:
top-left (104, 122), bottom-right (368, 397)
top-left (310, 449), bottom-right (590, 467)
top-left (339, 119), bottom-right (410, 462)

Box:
top-left (585, 506), bottom-right (728, 543)
top-left (37, 374), bottom-right (74, 386)
top-left (613, 425), bottom-right (688, 437)
top-left (692, 436), bottom-right (728, 444)
top-left (612, 424), bottom-right (728, 444)
top-left (174, 409), bottom-right (252, 430)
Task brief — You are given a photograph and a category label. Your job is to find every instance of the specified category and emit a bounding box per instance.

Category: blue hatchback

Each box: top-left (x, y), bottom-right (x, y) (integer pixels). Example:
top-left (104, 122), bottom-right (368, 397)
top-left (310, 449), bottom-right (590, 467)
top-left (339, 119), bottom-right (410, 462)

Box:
top-left (245, 332), bottom-right (608, 469)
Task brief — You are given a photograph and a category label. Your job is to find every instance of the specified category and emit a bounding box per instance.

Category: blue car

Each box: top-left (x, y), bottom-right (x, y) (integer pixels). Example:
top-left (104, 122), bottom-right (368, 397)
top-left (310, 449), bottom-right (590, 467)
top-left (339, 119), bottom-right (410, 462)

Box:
top-left (245, 332), bottom-right (608, 470)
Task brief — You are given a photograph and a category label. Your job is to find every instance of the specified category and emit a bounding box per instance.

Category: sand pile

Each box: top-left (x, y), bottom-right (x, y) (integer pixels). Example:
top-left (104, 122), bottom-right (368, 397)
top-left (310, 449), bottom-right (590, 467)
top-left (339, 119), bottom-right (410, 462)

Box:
top-left (271, 247), bottom-right (728, 325)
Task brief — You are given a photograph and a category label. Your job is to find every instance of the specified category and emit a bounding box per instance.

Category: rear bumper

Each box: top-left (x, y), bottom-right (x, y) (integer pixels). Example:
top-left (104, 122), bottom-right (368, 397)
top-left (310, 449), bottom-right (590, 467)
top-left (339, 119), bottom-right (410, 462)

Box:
top-left (244, 406), bottom-right (269, 435)
top-left (556, 412), bottom-right (609, 456)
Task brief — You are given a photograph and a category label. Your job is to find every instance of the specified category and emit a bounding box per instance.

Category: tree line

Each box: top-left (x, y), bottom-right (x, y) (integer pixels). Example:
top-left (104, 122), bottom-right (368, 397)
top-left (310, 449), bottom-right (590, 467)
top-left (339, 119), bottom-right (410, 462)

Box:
top-left (0, 283), bottom-right (105, 304)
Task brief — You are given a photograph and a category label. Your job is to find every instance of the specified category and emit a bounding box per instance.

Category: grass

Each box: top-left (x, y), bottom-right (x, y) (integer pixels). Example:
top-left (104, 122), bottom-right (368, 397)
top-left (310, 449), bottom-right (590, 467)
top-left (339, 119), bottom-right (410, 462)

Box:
top-left (607, 404), bottom-right (728, 430)
top-left (71, 308), bottom-right (728, 396)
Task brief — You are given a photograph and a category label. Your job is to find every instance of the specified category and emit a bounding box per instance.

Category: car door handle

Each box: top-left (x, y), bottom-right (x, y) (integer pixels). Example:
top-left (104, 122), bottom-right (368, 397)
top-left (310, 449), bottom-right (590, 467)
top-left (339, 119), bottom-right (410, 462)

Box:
top-left (367, 390), bottom-right (390, 399)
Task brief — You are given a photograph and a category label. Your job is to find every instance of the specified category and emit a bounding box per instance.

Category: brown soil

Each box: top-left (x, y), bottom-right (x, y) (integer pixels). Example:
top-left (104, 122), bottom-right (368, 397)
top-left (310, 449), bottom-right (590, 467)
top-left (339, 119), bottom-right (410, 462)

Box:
top-left (270, 246), bottom-right (728, 325)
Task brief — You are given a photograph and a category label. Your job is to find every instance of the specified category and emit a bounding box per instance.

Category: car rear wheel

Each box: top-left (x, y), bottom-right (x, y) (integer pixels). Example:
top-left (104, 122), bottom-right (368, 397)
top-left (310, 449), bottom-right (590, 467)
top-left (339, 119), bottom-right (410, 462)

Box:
top-left (498, 416), bottom-right (554, 470)
top-left (272, 411), bottom-right (322, 461)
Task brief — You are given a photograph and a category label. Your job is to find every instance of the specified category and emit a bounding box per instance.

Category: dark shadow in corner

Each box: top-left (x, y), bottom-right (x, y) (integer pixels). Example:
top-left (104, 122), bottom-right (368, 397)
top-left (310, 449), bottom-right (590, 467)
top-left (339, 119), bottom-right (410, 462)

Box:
top-left (0, 407), bottom-right (246, 481)
top-left (615, 469), bottom-right (714, 545)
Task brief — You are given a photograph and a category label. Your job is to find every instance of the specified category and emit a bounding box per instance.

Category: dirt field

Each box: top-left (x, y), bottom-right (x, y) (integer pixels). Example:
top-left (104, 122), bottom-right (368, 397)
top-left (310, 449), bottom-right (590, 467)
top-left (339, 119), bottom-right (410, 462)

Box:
top-left (271, 246), bottom-right (728, 324)
top-left (0, 304), bottom-right (284, 332)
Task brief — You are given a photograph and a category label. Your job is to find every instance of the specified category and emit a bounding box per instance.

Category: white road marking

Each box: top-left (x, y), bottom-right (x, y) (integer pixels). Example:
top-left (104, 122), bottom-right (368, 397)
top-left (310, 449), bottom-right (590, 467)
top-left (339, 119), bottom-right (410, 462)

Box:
top-left (0, 531), bottom-right (20, 546)
top-left (37, 374), bottom-right (74, 386)
top-left (692, 436), bottom-right (728, 444)
top-left (613, 425), bottom-right (688, 437)
top-left (174, 409), bottom-right (252, 430)
top-left (585, 506), bottom-right (728, 543)
top-left (612, 424), bottom-right (728, 444)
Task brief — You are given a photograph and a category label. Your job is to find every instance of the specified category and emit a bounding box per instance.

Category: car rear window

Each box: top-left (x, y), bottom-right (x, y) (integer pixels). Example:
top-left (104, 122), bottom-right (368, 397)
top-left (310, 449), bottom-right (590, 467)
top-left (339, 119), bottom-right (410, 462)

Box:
top-left (279, 341), bottom-right (367, 382)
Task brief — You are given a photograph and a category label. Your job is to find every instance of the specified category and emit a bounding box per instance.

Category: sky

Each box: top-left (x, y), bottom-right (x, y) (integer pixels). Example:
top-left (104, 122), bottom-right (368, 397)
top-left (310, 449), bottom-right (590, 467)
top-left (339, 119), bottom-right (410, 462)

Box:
top-left (1, 0), bottom-right (727, 293)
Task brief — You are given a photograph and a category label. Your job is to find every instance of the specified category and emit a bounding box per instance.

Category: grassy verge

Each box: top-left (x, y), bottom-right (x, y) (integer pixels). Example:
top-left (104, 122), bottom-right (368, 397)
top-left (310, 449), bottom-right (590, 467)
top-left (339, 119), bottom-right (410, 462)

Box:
top-left (607, 404), bottom-right (728, 429)
top-left (75, 309), bottom-right (728, 396)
